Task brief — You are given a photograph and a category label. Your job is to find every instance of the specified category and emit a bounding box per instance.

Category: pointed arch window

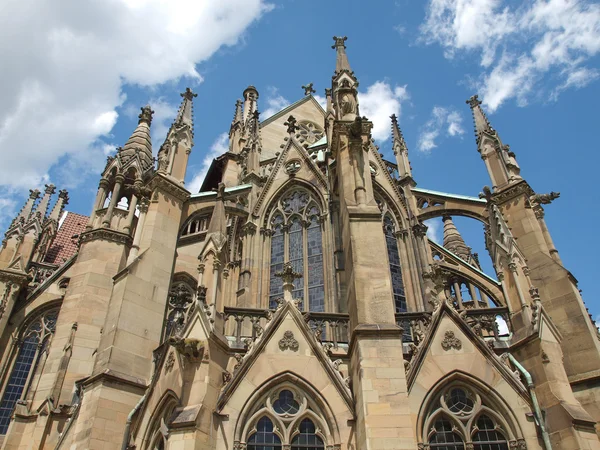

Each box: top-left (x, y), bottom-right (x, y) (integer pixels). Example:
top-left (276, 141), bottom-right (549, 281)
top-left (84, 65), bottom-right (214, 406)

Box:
top-left (421, 384), bottom-right (517, 450)
top-left (243, 386), bottom-right (328, 450)
top-left (0, 308), bottom-right (58, 435)
top-left (268, 190), bottom-right (324, 312)
top-left (383, 215), bottom-right (407, 313)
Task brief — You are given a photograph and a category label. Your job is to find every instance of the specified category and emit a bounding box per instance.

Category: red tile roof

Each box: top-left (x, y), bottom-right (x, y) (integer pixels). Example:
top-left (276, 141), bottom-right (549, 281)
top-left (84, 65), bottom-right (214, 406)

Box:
top-left (44, 212), bottom-right (88, 265)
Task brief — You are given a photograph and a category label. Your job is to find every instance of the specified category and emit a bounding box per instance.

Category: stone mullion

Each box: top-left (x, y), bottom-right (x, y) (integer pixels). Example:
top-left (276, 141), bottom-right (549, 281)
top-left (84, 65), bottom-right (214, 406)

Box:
top-left (302, 222), bottom-right (309, 312)
top-left (321, 215), bottom-right (336, 313)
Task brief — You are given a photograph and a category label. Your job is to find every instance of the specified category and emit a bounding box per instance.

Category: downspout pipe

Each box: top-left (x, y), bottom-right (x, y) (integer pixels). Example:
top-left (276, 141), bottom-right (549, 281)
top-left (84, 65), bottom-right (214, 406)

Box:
top-left (507, 353), bottom-right (553, 450)
top-left (121, 355), bottom-right (159, 450)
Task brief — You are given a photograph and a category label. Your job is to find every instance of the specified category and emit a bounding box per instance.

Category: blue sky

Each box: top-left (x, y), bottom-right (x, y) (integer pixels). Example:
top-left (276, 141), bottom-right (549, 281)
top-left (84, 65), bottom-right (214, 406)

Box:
top-left (1, 0), bottom-right (599, 318)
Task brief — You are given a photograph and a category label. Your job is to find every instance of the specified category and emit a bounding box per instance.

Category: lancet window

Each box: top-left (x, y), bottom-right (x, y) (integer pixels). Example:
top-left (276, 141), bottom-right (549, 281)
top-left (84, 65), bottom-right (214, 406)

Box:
top-left (0, 308), bottom-right (58, 434)
top-left (268, 190), bottom-right (324, 312)
top-left (376, 194), bottom-right (407, 313)
top-left (423, 385), bottom-right (514, 450)
top-left (244, 388), bottom-right (326, 450)
top-left (165, 279), bottom-right (195, 338)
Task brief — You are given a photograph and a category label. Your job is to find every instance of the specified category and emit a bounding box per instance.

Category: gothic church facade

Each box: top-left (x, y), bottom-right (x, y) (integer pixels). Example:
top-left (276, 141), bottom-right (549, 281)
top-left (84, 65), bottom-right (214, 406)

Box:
top-left (0, 37), bottom-right (599, 450)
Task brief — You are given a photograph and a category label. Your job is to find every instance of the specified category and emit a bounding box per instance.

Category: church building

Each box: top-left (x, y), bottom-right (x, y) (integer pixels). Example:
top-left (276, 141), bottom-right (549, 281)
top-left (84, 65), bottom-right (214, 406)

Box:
top-left (0, 36), bottom-right (599, 450)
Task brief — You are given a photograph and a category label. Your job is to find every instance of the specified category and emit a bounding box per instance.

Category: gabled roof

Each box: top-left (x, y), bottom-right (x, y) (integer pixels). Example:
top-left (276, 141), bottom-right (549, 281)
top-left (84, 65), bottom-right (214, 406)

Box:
top-left (44, 212), bottom-right (88, 265)
top-left (259, 95), bottom-right (326, 128)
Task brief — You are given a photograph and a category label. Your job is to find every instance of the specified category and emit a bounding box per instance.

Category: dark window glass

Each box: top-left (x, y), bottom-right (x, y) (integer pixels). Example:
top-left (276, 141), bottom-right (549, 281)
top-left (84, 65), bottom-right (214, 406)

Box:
top-left (248, 416), bottom-right (282, 450)
top-left (289, 219), bottom-right (304, 305)
top-left (429, 416), bottom-right (465, 450)
top-left (447, 388), bottom-right (474, 414)
top-left (291, 418), bottom-right (325, 450)
top-left (473, 415), bottom-right (509, 450)
top-left (273, 390), bottom-right (300, 415)
top-left (0, 310), bottom-right (57, 435)
top-left (307, 217), bottom-right (324, 312)
top-left (269, 216), bottom-right (285, 309)
top-left (384, 216), bottom-right (407, 313)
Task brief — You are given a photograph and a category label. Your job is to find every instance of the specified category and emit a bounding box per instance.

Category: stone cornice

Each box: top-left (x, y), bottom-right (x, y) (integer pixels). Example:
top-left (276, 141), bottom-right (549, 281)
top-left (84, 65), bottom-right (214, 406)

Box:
top-left (491, 180), bottom-right (534, 205)
top-left (0, 268), bottom-right (29, 285)
top-left (149, 173), bottom-right (191, 203)
top-left (81, 369), bottom-right (147, 391)
top-left (79, 228), bottom-right (132, 246)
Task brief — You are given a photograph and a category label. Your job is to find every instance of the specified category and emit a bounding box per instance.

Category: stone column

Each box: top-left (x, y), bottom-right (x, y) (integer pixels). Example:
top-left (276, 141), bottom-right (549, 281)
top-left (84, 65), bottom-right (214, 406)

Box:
top-left (126, 197), bottom-right (149, 265)
top-left (102, 174), bottom-right (124, 227)
top-left (122, 193), bottom-right (139, 234)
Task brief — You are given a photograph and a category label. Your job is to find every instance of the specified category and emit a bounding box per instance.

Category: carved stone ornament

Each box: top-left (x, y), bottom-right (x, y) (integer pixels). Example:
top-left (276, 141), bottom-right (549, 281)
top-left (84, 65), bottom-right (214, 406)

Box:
top-left (79, 228), bottom-right (133, 246)
top-left (441, 330), bottom-right (462, 351)
top-left (168, 337), bottom-right (205, 362)
top-left (164, 351), bottom-right (175, 373)
top-left (279, 331), bottom-right (299, 352)
top-left (285, 160), bottom-right (302, 176)
top-left (301, 82), bottom-right (316, 96)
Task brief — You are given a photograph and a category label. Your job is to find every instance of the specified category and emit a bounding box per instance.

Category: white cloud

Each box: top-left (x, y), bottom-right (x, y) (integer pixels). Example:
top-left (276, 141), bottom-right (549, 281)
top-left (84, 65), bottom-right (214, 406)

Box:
top-left (187, 133), bottom-right (229, 193)
top-left (417, 106), bottom-right (465, 153)
top-left (313, 95), bottom-right (328, 111)
top-left (420, 0), bottom-right (600, 111)
top-left (358, 82), bottom-right (410, 141)
top-left (262, 87), bottom-right (290, 119)
top-left (0, 0), bottom-right (273, 192)
top-left (425, 218), bottom-right (442, 244)
top-left (0, 194), bottom-right (18, 233)
top-left (146, 98), bottom-right (179, 148)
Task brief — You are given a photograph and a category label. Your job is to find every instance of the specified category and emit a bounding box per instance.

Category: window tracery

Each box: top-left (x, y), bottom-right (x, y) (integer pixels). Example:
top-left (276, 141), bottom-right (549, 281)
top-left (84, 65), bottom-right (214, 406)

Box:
top-left (297, 120), bottom-right (324, 145)
top-left (145, 397), bottom-right (177, 450)
top-left (268, 189), bottom-right (324, 312)
top-left (244, 388), bottom-right (326, 450)
top-left (0, 308), bottom-right (58, 434)
top-left (423, 385), bottom-right (513, 450)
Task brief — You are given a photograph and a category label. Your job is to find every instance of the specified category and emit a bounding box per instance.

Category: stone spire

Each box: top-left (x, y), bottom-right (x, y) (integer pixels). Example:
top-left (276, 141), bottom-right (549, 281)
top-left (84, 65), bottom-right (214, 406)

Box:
top-left (35, 184), bottom-right (56, 219)
top-left (14, 189), bottom-right (40, 224)
top-left (466, 95), bottom-right (494, 144)
top-left (49, 189), bottom-right (69, 221)
top-left (232, 99), bottom-right (243, 125)
top-left (205, 183), bottom-right (228, 249)
top-left (332, 36), bottom-right (351, 74)
top-left (242, 86), bottom-right (259, 123)
top-left (466, 94), bottom-right (522, 190)
top-left (390, 114), bottom-right (412, 179)
top-left (442, 215), bottom-right (471, 261)
top-left (120, 105), bottom-right (154, 173)
top-left (175, 87), bottom-right (197, 130)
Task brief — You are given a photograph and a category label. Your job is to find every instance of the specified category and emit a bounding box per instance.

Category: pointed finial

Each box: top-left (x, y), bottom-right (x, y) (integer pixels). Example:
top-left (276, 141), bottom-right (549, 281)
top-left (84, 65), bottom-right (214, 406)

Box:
top-left (35, 184), bottom-right (57, 218)
top-left (181, 87), bottom-right (197, 101)
top-left (284, 115), bottom-right (299, 134)
top-left (332, 36), bottom-right (347, 49)
top-left (233, 99), bottom-right (243, 124)
top-left (332, 36), bottom-right (352, 73)
top-left (302, 83), bottom-right (316, 96)
top-left (138, 105), bottom-right (154, 125)
top-left (466, 94), bottom-right (494, 143)
top-left (390, 114), bottom-right (408, 153)
top-left (12, 189), bottom-right (40, 225)
top-left (49, 189), bottom-right (69, 221)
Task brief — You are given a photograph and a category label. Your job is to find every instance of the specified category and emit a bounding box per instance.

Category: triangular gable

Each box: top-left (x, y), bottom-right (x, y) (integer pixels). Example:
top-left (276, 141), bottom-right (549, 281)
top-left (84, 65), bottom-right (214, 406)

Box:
top-left (252, 138), bottom-right (328, 217)
top-left (368, 144), bottom-right (410, 219)
top-left (407, 300), bottom-right (529, 399)
top-left (216, 300), bottom-right (353, 413)
top-left (260, 96), bottom-right (326, 161)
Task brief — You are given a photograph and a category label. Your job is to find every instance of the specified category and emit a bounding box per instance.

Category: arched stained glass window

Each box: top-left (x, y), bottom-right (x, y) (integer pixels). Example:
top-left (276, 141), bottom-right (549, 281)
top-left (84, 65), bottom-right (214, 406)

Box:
top-left (247, 416), bottom-right (282, 450)
top-left (0, 308), bottom-right (58, 435)
top-left (383, 215), bottom-right (406, 313)
top-left (429, 416), bottom-right (465, 449)
top-left (473, 415), bottom-right (509, 450)
top-left (242, 385), bottom-right (332, 449)
top-left (420, 383), bottom-right (522, 449)
top-left (267, 190), bottom-right (324, 312)
top-left (269, 214), bottom-right (285, 308)
top-left (291, 418), bottom-right (325, 450)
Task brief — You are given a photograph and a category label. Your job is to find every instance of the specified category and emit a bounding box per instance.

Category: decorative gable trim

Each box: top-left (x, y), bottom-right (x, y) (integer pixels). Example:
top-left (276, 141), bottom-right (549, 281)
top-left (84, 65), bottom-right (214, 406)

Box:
top-left (216, 301), bottom-right (354, 413)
